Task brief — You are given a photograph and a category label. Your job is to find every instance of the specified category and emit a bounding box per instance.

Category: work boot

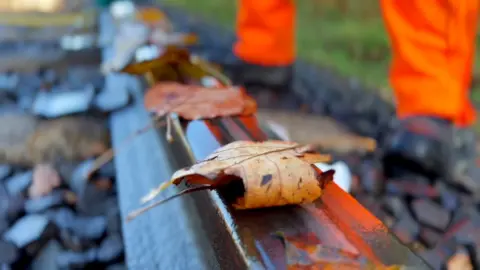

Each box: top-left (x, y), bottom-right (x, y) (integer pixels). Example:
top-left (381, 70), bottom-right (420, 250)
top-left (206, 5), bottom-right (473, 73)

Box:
top-left (382, 116), bottom-right (478, 191)
top-left (451, 126), bottom-right (479, 192)
top-left (224, 61), bottom-right (301, 110)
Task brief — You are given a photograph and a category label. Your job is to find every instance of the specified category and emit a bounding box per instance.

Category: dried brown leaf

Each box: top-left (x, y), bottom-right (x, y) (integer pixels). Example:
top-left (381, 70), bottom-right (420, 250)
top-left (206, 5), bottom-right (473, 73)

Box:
top-left (144, 82), bottom-right (257, 120)
top-left (127, 140), bottom-right (334, 221)
top-left (121, 46), bottom-right (191, 75)
top-left (257, 110), bottom-right (377, 153)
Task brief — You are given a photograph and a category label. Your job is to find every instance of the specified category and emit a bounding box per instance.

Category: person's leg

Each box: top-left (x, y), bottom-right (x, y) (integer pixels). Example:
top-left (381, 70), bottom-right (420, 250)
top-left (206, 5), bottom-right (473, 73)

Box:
top-left (382, 0), bottom-right (478, 125)
top-left (235, 0), bottom-right (295, 66)
top-left (381, 0), bottom-right (479, 182)
top-left (232, 0), bottom-right (295, 96)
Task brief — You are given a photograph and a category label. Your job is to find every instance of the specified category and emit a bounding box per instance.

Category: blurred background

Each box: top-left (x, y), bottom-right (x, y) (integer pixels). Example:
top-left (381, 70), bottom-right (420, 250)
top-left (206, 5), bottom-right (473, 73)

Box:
top-left (160, 0), bottom-right (480, 111)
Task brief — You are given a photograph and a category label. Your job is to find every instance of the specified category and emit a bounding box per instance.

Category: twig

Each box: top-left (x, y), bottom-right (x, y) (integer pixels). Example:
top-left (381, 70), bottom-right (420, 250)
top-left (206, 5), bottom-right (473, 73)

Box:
top-left (127, 185), bottom-right (213, 222)
top-left (140, 177), bottom-right (175, 204)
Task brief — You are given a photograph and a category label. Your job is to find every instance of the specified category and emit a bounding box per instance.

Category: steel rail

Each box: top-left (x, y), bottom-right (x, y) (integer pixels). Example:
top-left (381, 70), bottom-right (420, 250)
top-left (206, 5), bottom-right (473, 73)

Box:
top-left (103, 9), bottom-right (432, 270)
top-left (165, 113), bottom-right (431, 269)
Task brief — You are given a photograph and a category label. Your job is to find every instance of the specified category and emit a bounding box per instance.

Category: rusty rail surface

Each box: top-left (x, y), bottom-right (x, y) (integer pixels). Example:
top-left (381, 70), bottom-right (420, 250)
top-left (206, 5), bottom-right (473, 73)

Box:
top-left (103, 10), bottom-right (431, 270)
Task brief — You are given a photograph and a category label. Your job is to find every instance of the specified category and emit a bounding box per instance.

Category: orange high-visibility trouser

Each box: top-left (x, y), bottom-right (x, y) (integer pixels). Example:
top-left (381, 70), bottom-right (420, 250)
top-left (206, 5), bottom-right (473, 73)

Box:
top-left (234, 0), bottom-right (479, 127)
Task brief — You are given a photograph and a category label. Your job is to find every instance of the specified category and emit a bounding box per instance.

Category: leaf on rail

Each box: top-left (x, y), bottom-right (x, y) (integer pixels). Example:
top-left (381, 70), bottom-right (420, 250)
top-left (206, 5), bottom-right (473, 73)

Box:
top-left (144, 82), bottom-right (257, 120)
top-left (273, 232), bottom-right (403, 270)
top-left (127, 140), bottom-right (334, 221)
top-left (121, 46), bottom-right (191, 76)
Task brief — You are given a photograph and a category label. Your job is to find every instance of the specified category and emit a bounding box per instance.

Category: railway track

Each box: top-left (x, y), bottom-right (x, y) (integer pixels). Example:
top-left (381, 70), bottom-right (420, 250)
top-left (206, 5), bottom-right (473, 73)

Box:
top-left (101, 6), bottom-right (431, 269)
top-left (0, 2), bottom-right (434, 268)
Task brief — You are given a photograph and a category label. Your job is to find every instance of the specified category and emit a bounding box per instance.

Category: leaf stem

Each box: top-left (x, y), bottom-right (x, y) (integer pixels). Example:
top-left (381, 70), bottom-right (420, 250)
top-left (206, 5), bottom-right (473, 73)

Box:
top-left (126, 185), bottom-right (213, 221)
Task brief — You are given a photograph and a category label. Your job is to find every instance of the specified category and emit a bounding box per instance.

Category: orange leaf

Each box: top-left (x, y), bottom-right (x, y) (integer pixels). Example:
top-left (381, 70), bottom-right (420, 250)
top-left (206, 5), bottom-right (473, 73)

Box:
top-left (136, 7), bottom-right (166, 25)
top-left (144, 82), bottom-right (257, 120)
top-left (274, 232), bottom-right (402, 270)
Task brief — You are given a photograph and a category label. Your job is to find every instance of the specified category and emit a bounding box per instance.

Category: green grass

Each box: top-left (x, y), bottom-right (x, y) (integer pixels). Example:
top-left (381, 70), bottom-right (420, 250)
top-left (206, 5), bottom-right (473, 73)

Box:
top-left (160, 0), bottom-right (480, 103)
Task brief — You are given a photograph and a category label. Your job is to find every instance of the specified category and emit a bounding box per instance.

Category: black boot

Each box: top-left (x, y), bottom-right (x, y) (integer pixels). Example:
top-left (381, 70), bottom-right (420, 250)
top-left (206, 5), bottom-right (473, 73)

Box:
top-left (451, 126), bottom-right (479, 192)
top-left (382, 116), bottom-right (478, 191)
top-left (224, 61), bottom-right (301, 110)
